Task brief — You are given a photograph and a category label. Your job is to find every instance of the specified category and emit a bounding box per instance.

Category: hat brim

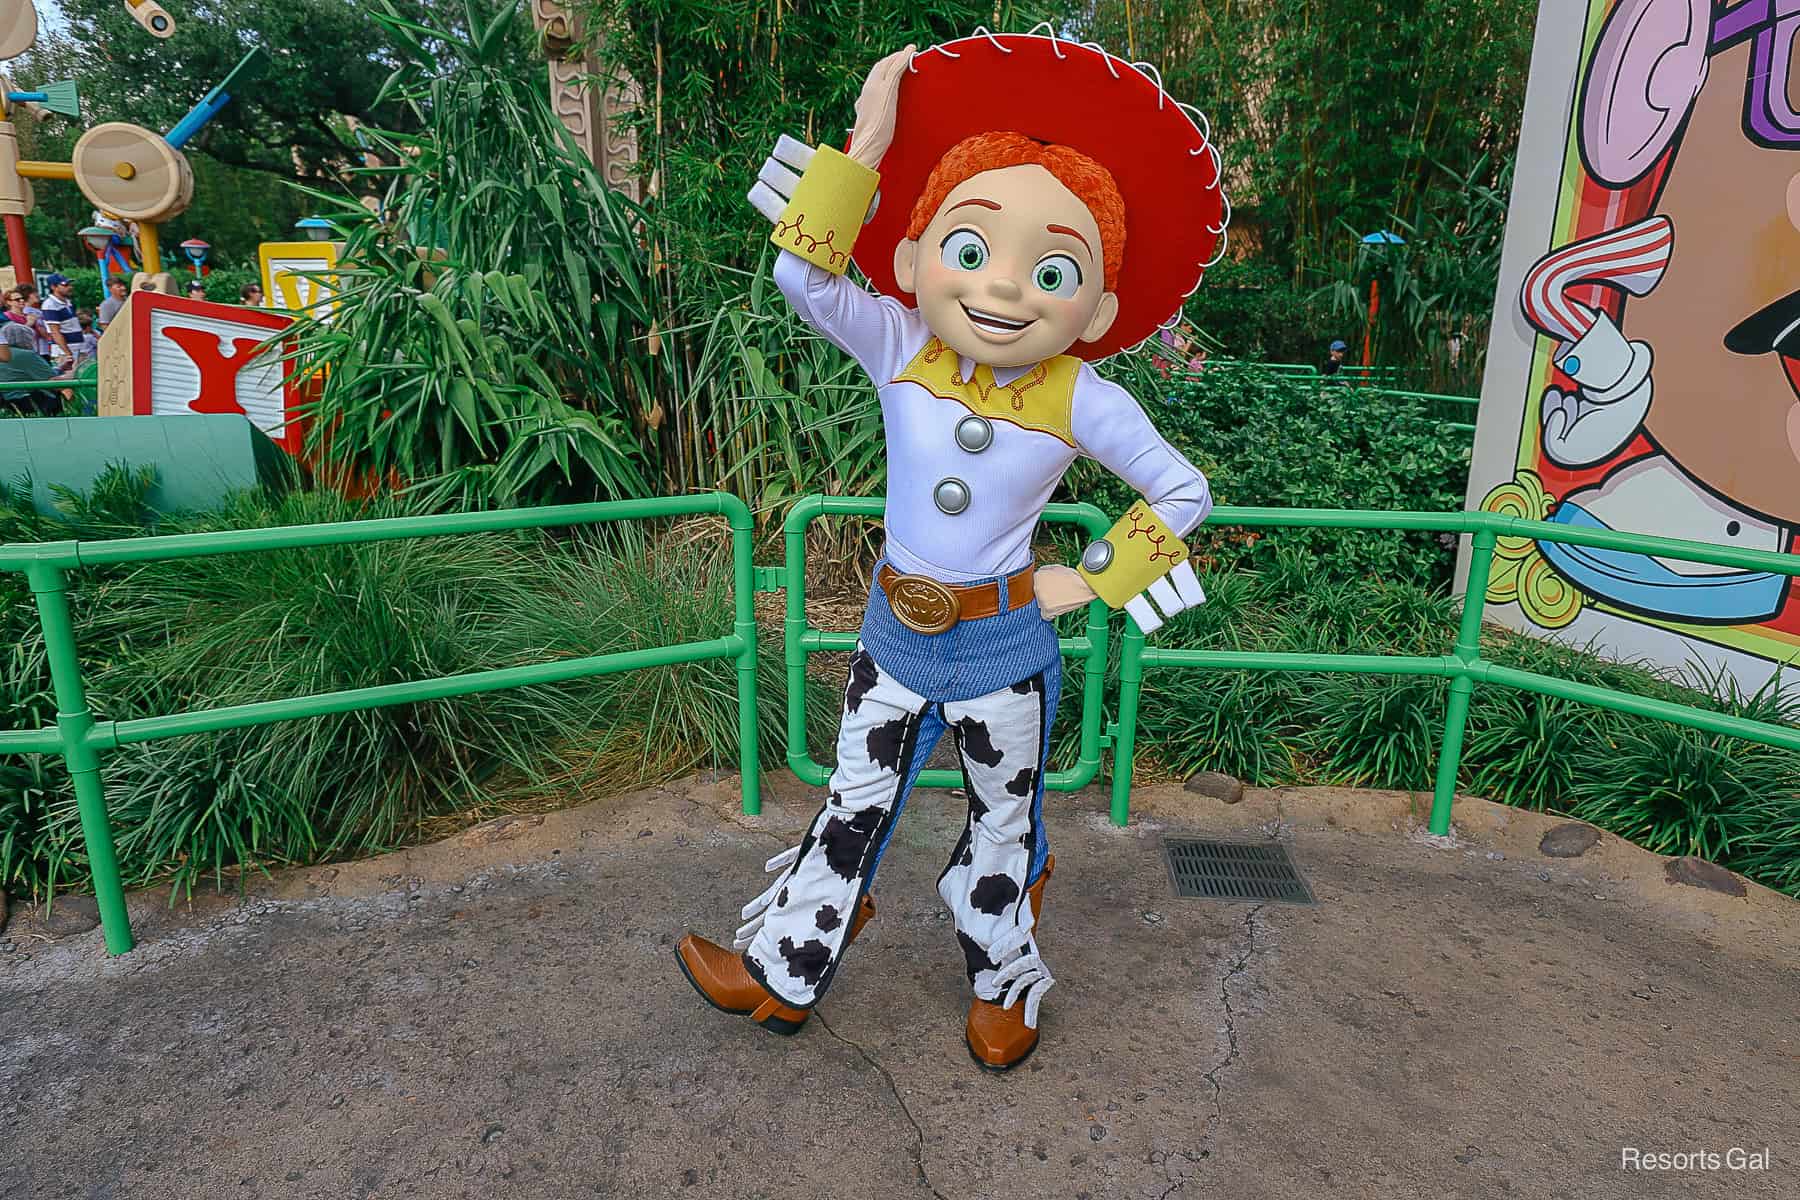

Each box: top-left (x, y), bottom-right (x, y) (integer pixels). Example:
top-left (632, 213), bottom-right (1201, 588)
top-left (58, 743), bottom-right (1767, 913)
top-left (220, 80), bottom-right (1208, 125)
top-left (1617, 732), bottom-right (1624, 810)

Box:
top-left (852, 34), bottom-right (1225, 362)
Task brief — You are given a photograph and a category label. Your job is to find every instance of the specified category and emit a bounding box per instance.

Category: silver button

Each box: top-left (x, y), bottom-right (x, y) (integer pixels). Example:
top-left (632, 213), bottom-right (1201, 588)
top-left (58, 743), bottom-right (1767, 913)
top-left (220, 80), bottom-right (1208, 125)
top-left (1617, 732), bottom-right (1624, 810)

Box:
top-left (934, 477), bottom-right (971, 515)
top-left (954, 414), bottom-right (993, 453)
top-left (1081, 539), bottom-right (1114, 572)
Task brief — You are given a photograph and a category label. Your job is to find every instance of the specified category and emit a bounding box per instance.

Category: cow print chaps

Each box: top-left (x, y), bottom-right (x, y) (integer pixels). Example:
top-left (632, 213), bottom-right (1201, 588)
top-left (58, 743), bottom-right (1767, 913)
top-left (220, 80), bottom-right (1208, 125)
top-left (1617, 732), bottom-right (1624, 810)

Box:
top-left (738, 643), bottom-right (1057, 1014)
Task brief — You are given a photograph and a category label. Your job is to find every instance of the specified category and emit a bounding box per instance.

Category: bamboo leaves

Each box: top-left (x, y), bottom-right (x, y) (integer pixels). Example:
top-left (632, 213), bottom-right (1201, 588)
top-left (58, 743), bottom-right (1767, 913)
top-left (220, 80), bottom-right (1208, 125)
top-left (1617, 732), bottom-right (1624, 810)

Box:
top-left (286, 0), bottom-right (661, 509)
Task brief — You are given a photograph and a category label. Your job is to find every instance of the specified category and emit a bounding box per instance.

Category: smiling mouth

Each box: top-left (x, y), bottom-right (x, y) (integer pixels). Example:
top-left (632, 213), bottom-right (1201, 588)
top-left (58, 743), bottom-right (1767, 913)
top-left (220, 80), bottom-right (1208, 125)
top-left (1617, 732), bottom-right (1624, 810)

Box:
top-left (960, 304), bottom-right (1035, 337)
top-left (1723, 290), bottom-right (1800, 405)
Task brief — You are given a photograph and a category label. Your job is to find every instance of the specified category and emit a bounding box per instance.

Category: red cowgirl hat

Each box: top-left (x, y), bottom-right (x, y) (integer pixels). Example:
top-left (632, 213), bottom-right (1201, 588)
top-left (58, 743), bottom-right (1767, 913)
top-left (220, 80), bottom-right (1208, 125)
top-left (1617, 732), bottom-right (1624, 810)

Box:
top-left (852, 27), bottom-right (1229, 361)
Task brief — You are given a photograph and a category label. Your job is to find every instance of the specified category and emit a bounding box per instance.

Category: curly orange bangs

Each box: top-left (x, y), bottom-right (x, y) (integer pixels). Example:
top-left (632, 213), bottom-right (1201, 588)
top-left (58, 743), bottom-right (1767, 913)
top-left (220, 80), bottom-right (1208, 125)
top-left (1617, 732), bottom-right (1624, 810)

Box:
top-left (905, 132), bottom-right (1125, 291)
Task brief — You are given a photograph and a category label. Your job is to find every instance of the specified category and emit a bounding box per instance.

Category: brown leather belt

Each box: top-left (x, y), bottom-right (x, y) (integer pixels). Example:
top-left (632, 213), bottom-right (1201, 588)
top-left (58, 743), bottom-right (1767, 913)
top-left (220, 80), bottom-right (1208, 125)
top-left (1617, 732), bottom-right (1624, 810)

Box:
top-left (876, 563), bottom-right (1035, 635)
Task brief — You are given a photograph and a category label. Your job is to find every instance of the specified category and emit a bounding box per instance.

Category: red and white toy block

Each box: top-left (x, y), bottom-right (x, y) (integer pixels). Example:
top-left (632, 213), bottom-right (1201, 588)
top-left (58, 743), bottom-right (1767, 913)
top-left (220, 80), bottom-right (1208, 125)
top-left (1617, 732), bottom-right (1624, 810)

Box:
top-left (97, 290), bottom-right (304, 454)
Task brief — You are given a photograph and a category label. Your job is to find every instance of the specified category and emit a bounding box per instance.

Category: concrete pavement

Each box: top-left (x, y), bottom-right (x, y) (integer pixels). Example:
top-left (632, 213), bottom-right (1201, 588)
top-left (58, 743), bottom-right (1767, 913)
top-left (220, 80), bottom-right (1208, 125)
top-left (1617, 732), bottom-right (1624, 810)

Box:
top-left (3, 773), bottom-right (1795, 1199)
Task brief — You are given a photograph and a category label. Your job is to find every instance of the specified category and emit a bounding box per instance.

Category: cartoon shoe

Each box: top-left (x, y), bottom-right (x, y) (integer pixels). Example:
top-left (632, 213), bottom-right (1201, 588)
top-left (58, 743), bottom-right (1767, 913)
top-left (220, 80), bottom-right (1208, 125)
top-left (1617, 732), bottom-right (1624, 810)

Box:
top-left (675, 892), bottom-right (876, 1036)
top-left (1541, 454), bottom-right (1788, 624)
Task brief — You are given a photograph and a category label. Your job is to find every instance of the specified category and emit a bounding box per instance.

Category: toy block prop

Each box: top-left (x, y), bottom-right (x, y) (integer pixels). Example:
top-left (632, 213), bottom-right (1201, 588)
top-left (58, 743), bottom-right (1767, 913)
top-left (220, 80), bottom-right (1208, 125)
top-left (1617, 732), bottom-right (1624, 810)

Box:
top-left (97, 290), bottom-right (305, 454)
top-left (258, 239), bottom-right (339, 317)
top-left (0, 413), bottom-right (291, 516)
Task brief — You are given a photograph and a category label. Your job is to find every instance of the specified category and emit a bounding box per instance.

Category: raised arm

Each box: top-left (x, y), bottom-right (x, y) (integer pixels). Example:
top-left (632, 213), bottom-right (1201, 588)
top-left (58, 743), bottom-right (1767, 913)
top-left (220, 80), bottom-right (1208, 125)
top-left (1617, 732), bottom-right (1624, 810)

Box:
top-left (745, 47), bottom-right (921, 377)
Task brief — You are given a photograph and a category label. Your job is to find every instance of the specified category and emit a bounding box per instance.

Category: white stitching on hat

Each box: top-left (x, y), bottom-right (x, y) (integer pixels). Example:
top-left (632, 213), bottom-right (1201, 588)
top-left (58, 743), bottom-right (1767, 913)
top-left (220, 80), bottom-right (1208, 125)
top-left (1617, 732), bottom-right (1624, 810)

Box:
top-left (970, 27), bottom-right (1013, 53)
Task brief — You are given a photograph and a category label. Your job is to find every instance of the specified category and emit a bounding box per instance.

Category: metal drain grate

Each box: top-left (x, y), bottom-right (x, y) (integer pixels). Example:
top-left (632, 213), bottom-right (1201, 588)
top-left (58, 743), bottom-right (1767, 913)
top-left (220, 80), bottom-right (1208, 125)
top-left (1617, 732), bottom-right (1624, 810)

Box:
top-left (1162, 837), bottom-right (1315, 904)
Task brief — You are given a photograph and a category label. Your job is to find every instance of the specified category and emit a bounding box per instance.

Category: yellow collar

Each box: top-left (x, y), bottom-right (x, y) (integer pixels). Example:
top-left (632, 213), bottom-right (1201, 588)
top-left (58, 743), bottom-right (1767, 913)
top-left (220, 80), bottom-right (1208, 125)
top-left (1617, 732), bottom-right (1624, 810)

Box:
top-left (892, 337), bottom-right (1082, 447)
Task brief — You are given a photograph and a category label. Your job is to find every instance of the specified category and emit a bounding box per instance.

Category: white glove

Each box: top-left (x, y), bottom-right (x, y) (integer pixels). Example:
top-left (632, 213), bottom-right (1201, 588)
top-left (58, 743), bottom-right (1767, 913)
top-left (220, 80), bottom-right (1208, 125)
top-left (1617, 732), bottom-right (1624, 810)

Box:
top-left (746, 135), bottom-right (814, 225)
top-left (1123, 560), bottom-right (1208, 637)
top-left (1541, 312), bottom-right (1653, 468)
top-left (746, 134), bottom-right (884, 229)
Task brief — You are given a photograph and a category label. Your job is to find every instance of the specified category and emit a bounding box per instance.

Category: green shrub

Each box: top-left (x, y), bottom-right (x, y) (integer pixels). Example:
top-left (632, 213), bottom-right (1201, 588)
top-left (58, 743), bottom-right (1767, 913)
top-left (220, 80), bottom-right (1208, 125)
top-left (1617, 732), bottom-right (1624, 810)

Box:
top-left (1462, 690), bottom-right (1604, 813)
top-left (1061, 359), bottom-right (1469, 588)
top-left (0, 476), bottom-right (804, 899)
top-left (1564, 723), bottom-right (1799, 865)
top-left (1180, 259), bottom-right (1332, 364)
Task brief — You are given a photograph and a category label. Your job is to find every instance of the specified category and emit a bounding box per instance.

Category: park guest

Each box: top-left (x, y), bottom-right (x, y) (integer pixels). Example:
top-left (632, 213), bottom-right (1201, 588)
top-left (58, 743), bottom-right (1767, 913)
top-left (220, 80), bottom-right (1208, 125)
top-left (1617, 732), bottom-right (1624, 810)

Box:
top-left (39, 275), bottom-right (83, 363)
top-left (20, 286), bottom-right (57, 359)
top-left (240, 282), bottom-right (264, 306)
top-left (97, 277), bottom-right (129, 331)
top-left (0, 320), bottom-right (59, 415)
top-left (186, 279), bottom-right (207, 303)
top-left (1322, 338), bottom-right (1348, 375)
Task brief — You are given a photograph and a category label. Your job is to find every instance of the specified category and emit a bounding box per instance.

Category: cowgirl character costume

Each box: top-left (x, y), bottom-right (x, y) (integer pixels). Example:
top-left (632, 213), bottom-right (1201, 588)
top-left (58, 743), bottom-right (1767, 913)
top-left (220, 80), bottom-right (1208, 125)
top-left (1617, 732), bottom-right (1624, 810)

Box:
top-left (677, 30), bottom-right (1228, 1070)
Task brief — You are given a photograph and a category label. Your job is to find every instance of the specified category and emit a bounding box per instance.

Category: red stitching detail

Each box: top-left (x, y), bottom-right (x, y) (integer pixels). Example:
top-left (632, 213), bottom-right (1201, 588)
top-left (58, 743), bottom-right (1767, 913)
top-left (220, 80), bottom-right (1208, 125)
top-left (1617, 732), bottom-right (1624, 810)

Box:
top-left (1126, 507), bottom-right (1181, 565)
top-left (774, 211), bottom-right (850, 267)
top-left (774, 211), bottom-right (822, 253)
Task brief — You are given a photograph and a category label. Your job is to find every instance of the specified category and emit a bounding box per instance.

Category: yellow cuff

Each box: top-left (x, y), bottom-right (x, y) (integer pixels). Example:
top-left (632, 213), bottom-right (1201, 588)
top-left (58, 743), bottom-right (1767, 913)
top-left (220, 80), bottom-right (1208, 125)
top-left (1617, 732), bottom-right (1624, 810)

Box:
top-left (1076, 501), bottom-right (1190, 609)
top-left (770, 145), bottom-right (879, 274)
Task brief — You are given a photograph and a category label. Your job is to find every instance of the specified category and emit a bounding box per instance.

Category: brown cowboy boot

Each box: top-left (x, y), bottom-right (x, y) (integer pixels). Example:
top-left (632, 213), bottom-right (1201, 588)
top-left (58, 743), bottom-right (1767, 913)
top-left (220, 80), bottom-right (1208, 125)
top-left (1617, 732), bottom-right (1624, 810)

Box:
top-left (966, 855), bottom-right (1055, 1071)
top-left (675, 892), bottom-right (877, 1036)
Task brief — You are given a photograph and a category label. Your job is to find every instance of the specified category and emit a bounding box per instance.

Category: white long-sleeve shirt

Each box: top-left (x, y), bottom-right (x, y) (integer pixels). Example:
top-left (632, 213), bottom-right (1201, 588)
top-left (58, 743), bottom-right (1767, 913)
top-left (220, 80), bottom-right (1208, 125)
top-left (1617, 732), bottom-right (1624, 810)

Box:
top-left (775, 251), bottom-right (1210, 583)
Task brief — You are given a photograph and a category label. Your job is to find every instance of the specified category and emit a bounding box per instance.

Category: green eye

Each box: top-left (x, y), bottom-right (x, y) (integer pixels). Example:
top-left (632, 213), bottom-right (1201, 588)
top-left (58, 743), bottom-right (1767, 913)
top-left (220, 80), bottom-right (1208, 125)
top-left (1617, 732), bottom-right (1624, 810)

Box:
top-left (941, 229), bottom-right (989, 272)
top-left (1034, 254), bottom-right (1082, 299)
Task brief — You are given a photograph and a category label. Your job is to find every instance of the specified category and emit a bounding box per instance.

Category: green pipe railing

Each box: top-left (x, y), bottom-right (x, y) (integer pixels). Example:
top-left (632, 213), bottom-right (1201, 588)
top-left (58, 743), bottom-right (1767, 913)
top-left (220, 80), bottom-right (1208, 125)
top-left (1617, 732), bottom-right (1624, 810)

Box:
top-left (1111, 506), bottom-right (1800, 831)
top-left (780, 494), bottom-right (1113, 793)
top-left (0, 378), bottom-right (99, 394)
top-left (0, 493), bottom-right (760, 956)
top-left (8, 489), bottom-right (1796, 955)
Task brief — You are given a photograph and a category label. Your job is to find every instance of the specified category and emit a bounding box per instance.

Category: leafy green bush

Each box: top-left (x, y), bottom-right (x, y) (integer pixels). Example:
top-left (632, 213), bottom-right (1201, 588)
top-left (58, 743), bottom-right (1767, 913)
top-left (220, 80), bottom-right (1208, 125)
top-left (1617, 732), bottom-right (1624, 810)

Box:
top-left (1061, 359), bottom-right (1470, 587)
top-left (0, 475), bottom-right (807, 899)
top-left (1180, 259), bottom-right (1332, 364)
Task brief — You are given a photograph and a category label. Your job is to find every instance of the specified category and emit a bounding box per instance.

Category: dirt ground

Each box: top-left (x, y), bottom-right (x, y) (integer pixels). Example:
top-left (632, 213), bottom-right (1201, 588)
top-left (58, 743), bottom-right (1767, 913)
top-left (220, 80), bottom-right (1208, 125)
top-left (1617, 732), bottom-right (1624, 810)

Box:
top-left (2, 772), bottom-right (1795, 1199)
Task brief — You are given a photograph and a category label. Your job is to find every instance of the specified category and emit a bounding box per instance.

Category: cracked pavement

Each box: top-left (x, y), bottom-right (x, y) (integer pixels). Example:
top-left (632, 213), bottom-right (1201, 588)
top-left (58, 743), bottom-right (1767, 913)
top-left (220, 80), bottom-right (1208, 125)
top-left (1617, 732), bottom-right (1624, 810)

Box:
top-left (3, 773), bottom-right (1796, 1199)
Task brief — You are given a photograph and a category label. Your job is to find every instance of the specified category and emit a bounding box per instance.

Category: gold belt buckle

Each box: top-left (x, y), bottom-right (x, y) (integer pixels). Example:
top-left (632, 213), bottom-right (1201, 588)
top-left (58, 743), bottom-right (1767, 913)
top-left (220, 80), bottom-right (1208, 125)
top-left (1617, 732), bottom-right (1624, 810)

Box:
top-left (887, 573), bottom-right (961, 635)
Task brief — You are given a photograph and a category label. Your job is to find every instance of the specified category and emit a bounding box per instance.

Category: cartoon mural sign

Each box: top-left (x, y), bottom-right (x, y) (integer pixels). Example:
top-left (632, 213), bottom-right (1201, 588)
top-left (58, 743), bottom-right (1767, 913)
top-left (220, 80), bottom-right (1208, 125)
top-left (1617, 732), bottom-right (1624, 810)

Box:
top-left (1466, 0), bottom-right (1800, 689)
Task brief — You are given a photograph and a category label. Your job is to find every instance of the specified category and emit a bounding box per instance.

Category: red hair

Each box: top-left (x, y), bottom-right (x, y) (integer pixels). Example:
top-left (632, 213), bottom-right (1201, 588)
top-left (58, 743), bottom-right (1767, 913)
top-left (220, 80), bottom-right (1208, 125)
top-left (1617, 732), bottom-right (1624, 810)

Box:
top-left (906, 132), bottom-right (1125, 290)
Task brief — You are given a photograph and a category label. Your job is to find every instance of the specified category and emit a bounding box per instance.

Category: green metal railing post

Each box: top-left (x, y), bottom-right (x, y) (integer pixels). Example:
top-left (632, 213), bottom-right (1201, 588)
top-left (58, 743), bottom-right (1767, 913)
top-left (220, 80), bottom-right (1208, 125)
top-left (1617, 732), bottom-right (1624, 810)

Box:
top-left (1429, 525), bottom-right (1497, 835)
top-left (1076, 592), bottom-right (1110, 789)
top-left (27, 556), bottom-right (134, 955)
top-left (728, 497), bottom-right (761, 815)
top-left (783, 496), bottom-right (822, 783)
top-left (1111, 618), bottom-right (1146, 826)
